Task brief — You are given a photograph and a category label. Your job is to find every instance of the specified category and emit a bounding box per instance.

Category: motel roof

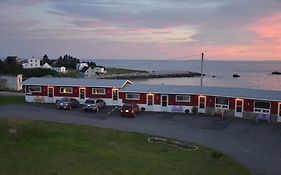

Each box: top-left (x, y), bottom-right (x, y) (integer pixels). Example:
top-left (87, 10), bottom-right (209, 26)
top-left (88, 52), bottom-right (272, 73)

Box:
top-left (23, 77), bottom-right (131, 88)
top-left (121, 84), bottom-right (281, 101)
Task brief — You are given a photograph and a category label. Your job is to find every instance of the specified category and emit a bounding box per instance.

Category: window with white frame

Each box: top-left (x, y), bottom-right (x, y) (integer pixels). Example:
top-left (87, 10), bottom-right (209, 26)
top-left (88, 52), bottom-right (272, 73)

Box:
top-left (254, 101), bottom-right (270, 114)
top-left (215, 97), bottom-right (229, 109)
top-left (92, 88), bottom-right (105, 95)
top-left (60, 87), bottom-right (73, 94)
top-left (126, 93), bottom-right (140, 100)
top-left (28, 86), bottom-right (41, 93)
top-left (176, 95), bottom-right (190, 102)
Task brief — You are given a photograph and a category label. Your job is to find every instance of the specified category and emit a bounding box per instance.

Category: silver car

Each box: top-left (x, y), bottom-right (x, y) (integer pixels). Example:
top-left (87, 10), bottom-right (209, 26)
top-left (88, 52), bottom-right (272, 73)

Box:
top-left (83, 98), bottom-right (106, 112)
top-left (56, 97), bottom-right (79, 110)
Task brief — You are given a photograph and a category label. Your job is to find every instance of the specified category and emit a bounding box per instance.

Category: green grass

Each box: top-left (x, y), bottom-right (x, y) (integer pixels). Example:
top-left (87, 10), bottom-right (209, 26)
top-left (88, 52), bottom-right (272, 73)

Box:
top-left (0, 119), bottom-right (253, 175)
top-left (0, 96), bottom-right (24, 105)
top-left (106, 67), bottom-right (148, 75)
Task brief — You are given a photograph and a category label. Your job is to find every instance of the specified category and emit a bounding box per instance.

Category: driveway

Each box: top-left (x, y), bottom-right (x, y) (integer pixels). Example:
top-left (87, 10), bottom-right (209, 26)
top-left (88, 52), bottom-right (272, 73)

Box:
top-left (1, 102), bottom-right (281, 175)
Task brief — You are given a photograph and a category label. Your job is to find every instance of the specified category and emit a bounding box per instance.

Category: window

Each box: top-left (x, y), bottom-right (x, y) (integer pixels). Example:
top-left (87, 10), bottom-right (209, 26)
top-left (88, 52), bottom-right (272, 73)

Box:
top-left (176, 95), bottom-right (190, 102)
top-left (126, 93), bottom-right (140, 100)
top-left (60, 87), bottom-right (73, 94)
top-left (254, 101), bottom-right (270, 114)
top-left (28, 86), bottom-right (41, 93)
top-left (92, 88), bottom-right (105, 95)
top-left (215, 97), bottom-right (229, 109)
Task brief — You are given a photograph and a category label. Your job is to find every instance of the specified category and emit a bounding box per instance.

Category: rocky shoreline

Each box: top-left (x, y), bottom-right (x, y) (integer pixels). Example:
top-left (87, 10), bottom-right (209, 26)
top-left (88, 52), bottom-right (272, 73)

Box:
top-left (98, 70), bottom-right (202, 79)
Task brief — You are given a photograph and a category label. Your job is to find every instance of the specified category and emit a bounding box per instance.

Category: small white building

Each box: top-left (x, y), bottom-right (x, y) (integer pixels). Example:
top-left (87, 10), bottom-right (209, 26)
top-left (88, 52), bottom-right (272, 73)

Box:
top-left (76, 63), bottom-right (88, 71)
top-left (22, 58), bottom-right (41, 69)
top-left (52, 66), bottom-right (66, 73)
top-left (0, 74), bottom-right (23, 91)
top-left (41, 63), bottom-right (52, 69)
top-left (80, 67), bottom-right (97, 79)
top-left (94, 66), bottom-right (106, 74)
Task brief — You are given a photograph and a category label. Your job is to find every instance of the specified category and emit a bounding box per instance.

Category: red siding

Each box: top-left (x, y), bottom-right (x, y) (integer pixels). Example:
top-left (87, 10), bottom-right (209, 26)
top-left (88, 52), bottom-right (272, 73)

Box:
top-left (26, 85), bottom-right (48, 96)
top-left (168, 94), bottom-right (197, 106)
top-left (154, 94), bottom-right (161, 105)
top-left (271, 101), bottom-right (278, 114)
top-left (86, 87), bottom-right (112, 99)
top-left (54, 86), bottom-right (79, 97)
top-left (206, 96), bottom-right (215, 108)
top-left (121, 92), bottom-right (146, 104)
top-left (229, 98), bottom-right (235, 110)
top-left (244, 99), bottom-right (254, 112)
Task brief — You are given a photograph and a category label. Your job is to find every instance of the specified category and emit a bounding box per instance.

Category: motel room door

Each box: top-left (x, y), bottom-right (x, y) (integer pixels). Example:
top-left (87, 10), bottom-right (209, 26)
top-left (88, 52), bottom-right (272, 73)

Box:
top-left (235, 99), bottom-right (244, 118)
top-left (147, 94), bottom-right (154, 111)
top-left (112, 89), bottom-right (119, 105)
top-left (278, 103), bottom-right (281, 122)
top-left (79, 88), bottom-right (86, 101)
top-left (48, 87), bottom-right (54, 103)
top-left (161, 95), bottom-right (168, 111)
top-left (198, 96), bottom-right (206, 113)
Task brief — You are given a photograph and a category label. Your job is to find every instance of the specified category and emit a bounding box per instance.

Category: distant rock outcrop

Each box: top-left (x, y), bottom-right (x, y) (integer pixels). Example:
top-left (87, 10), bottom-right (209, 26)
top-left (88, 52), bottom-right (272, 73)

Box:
top-left (232, 74), bottom-right (240, 78)
top-left (272, 71), bottom-right (281, 75)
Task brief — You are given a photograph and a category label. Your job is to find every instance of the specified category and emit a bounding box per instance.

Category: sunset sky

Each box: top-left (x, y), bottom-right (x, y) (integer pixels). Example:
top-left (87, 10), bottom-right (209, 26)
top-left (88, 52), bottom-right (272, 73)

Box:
top-left (0, 0), bottom-right (281, 60)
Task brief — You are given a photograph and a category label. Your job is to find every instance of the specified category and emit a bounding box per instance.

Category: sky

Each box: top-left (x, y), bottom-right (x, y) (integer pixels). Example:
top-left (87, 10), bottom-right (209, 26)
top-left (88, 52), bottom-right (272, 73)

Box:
top-left (0, 0), bottom-right (281, 60)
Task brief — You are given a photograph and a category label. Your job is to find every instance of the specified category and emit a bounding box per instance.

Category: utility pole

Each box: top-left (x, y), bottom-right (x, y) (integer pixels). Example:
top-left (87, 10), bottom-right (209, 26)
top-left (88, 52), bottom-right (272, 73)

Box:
top-left (200, 52), bottom-right (204, 87)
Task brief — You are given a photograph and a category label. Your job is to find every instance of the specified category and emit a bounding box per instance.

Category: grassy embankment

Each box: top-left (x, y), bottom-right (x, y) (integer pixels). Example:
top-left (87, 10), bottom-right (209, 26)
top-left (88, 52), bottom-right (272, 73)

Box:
top-left (0, 96), bottom-right (24, 105)
top-left (0, 118), bottom-right (253, 175)
top-left (106, 67), bottom-right (148, 75)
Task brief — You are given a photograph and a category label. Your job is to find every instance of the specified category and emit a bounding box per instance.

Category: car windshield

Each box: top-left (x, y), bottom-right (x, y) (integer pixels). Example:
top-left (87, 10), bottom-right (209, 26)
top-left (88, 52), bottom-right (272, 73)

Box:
top-left (60, 98), bottom-right (69, 102)
top-left (122, 104), bottom-right (133, 109)
top-left (85, 99), bottom-right (95, 104)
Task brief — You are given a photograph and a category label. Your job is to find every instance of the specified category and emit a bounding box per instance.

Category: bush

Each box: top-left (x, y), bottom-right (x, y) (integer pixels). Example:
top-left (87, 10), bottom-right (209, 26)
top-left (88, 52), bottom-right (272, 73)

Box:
top-left (211, 151), bottom-right (223, 161)
top-left (22, 68), bottom-right (58, 77)
top-left (191, 106), bottom-right (198, 114)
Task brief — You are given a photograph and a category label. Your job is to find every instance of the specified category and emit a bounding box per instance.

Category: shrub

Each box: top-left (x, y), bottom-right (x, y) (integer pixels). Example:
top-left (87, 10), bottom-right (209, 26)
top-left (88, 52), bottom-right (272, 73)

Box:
top-left (191, 106), bottom-right (198, 114)
top-left (211, 151), bottom-right (223, 161)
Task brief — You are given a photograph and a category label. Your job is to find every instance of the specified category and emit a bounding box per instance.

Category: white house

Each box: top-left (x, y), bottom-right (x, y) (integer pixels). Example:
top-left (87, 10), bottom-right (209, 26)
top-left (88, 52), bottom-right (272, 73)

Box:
top-left (22, 57), bottom-right (41, 69)
top-left (76, 63), bottom-right (88, 71)
top-left (93, 66), bottom-right (106, 74)
top-left (0, 74), bottom-right (23, 91)
top-left (41, 63), bottom-right (52, 69)
top-left (80, 67), bottom-right (97, 79)
top-left (52, 67), bottom-right (66, 73)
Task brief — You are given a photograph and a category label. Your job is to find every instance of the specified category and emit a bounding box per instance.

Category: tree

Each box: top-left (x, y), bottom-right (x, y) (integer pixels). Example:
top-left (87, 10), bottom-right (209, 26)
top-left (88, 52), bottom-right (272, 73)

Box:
top-left (55, 54), bottom-right (80, 69)
top-left (0, 59), bottom-right (4, 73)
top-left (87, 61), bottom-right (97, 68)
top-left (42, 54), bottom-right (52, 65)
top-left (3, 56), bottom-right (23, 74)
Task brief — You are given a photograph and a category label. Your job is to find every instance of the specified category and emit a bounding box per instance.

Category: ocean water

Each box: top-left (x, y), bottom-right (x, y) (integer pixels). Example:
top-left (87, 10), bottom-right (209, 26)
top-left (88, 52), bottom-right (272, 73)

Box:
top-left (94, 59), bottom-right (281, 91)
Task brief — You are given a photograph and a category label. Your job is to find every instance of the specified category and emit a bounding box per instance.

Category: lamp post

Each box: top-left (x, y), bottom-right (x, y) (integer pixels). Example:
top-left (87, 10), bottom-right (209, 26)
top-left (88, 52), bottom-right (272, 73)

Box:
top-left (200, 53), bottom-right (204, 87)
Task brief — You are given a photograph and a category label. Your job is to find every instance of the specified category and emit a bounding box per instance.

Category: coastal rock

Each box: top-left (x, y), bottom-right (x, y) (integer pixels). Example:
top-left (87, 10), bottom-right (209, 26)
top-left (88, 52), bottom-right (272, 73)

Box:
top-left (232, 74), bottom-right (240, 78)
top-left (272, 71), bottom-right (281, 75)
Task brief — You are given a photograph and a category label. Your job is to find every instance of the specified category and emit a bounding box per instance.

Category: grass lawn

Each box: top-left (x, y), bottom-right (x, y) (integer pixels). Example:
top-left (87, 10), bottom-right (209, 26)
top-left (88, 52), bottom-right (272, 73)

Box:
top-left (0, 96), bottom-right (25, 105)
top-left (106, 67), bottom-right (148, 75)
top-left (0, 119), bottom-right (253, 175)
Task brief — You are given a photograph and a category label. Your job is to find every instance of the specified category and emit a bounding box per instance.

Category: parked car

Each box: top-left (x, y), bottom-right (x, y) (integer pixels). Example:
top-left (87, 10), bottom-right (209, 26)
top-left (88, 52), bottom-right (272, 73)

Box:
top-left (83, 98), bottom-right (106, 112)
top-left (56, 97), bottom-right (79, 110)
top-left (120, 103), bottom-right (139, 117)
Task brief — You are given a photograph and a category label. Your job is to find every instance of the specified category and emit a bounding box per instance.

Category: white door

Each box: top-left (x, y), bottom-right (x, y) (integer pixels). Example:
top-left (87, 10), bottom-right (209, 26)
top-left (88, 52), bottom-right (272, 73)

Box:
top-left (235, 99), bottom-right (244, 118)
top-left (161, 95), bottom-right (168, 111)
top-left (278, 103), bottom-right (281, 122)
top-left (112, 89), bottom-right (119, 105)
top-left (146, 94), bottom-right (154, 111)
top-left (48, 87), bottom-right (54, 103)
top-left (198, 96), bottom-right (206, 113)
top-left (79, 88), bottom-right (86, 103)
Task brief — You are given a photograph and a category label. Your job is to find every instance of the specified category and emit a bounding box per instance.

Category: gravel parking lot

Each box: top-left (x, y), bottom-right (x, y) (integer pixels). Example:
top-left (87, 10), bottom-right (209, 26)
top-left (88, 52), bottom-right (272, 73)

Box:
top-left (1, 102), bottom-right (281, 175)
